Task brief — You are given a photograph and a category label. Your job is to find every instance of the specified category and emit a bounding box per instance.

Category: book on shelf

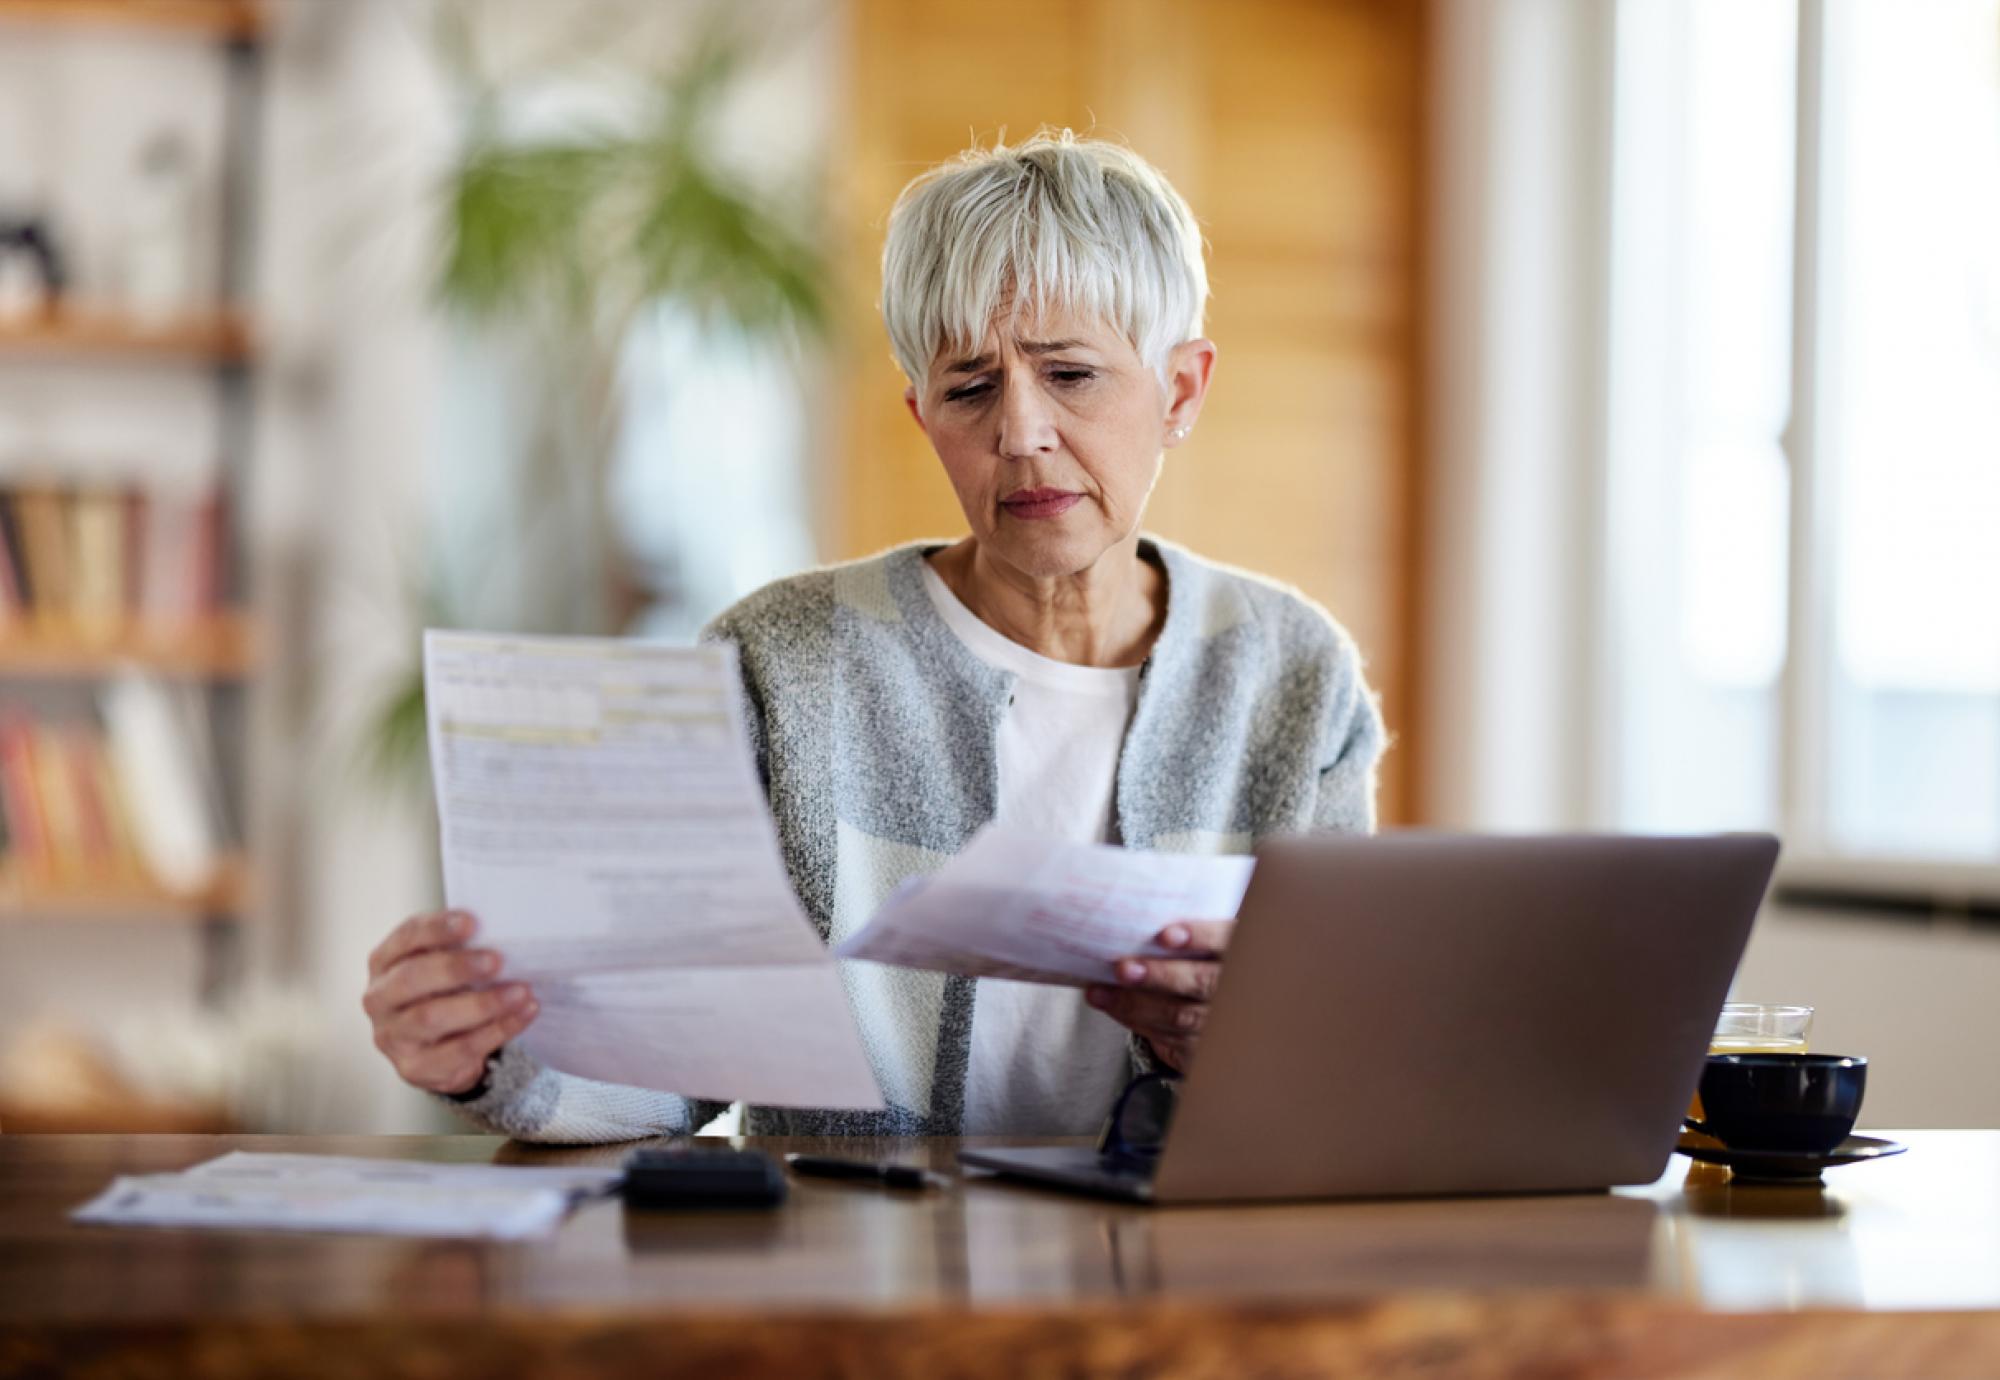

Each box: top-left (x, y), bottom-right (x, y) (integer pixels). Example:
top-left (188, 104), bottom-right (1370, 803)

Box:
top-left (0, 715), bottom-right (47, 867)
top-left (0, 483), bottom-right (227, 638)
top-left (32, 720), bottom-right (89, 877)
top-left (0, 496), bottom-right (22, 610)
top-left (71, 489), bottom-right (125, 638)
top-left (0, 679), bottom-right (228, 899)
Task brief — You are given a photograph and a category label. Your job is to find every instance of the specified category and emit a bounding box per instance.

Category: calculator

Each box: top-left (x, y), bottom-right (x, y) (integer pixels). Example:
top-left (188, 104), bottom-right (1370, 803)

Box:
top-left (620, 1147), bottom-right (789, 1209)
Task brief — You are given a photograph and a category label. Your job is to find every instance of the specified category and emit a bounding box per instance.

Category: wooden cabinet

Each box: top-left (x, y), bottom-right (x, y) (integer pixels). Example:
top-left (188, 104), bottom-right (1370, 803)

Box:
top-left (832, 0), bottom-right (1425, 820)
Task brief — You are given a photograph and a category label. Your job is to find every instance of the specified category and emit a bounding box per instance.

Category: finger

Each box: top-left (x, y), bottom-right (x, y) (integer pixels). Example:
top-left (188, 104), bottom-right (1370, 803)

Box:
top-left (403, 998), bottom-right (540, 1094)
top-left (406, 1004), bottom-right (535, 1094)
top-left (1109, 956), bottom-right (1221, 1001)
top-left (364, 948), bottom-right (504, 1019)
top-left (1145, 1035), bottom-right (1193, 1074)
top-left (1087, 986), bottom-right (1206, 1040)
top-left (368, 910), bottom-right (476, 978)
top-left (1154, 920), bottom-right (1233, 956)
top-left (383, 983), bottom-right (534, 1054)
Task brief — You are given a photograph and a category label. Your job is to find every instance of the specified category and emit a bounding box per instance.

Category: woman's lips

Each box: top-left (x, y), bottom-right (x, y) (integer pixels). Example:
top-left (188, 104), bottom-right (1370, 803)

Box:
top-left (1000, 489), bottom-right (1083, 520)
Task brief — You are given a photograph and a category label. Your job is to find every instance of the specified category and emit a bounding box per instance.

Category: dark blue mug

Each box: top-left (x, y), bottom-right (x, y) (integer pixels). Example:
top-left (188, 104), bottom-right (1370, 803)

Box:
top-left (1684, 1053), bottom-right (1867, 1155)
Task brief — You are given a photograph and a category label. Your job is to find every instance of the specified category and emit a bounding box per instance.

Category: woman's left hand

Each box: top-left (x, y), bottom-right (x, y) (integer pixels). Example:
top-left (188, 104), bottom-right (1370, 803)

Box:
top-left (1086, 920), bottom-right (1233, 1073)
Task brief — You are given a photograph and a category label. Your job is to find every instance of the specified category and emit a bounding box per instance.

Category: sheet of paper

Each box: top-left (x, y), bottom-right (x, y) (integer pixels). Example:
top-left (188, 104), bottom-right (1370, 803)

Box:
top-left (425, 631), bottom-right (883, 1110)
top-left (183, 1151), bottom-right (622, 1198)
top-left (835, 825), bottom-right (1256, 986)
top-left (72, 1174), bottom-right (575, 1240)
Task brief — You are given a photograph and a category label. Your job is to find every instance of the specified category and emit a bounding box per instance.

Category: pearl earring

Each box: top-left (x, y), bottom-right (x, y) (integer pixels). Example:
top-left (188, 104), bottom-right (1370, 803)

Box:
top-left (1168, 425), bottom-right (1189, 442)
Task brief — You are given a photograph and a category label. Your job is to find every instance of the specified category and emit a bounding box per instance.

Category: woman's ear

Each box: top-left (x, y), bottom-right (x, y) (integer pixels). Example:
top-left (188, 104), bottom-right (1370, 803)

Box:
top-left (1163, 338), bottom-right (1217, 445)
top-left (903, 386), bottom-right (927, 435)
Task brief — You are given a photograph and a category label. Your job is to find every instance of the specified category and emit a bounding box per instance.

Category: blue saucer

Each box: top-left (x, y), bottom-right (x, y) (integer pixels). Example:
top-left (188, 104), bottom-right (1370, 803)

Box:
top-left (1675, 1133), bottom-right (1906, 1184)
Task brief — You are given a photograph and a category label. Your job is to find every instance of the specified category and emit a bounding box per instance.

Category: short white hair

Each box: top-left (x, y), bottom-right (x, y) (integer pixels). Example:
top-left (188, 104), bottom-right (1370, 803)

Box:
top-left (880, 128), bottom-right (1209, 389)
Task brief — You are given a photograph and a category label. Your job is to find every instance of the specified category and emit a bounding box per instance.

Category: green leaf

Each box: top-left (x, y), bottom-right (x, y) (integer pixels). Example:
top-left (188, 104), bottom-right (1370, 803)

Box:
top-left (434, 9), bottom-right (827, 344)
top-left (361, 669), bottom-right (430, 793)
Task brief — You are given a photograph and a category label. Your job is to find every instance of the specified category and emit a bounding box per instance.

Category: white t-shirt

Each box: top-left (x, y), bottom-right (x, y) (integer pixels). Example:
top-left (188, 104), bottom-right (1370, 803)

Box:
top-left (919, 560), bottom-right (1142, 1136)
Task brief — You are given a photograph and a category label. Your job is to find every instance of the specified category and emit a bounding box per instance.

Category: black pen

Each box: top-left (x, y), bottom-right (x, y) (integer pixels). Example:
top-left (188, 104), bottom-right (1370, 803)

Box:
top-left (784, 1153), bottom-right (952, 1191)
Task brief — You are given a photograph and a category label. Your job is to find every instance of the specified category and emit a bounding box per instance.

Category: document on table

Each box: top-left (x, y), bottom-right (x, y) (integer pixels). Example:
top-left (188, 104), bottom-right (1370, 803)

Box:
top-left (424, 631), bottom-right (883, 1110)
top-left (71, 1152), bottom-right (624, 1240)
top-left (834, 824), bottom-right (1256, 986)
top-left (183, 1151), bottom-right (623, 1196)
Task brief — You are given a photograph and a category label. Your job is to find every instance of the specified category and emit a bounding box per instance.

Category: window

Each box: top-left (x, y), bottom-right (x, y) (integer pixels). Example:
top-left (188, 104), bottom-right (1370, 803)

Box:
top-left (1817, 0), bottom-right (2000, 859)
top-left (1606, 0), bottom-right (2000, 869)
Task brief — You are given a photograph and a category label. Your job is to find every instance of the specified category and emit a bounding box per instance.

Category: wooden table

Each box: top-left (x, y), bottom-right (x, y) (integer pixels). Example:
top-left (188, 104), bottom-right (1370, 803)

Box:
top-left (3, 1131), bottom-right (1998, 1378)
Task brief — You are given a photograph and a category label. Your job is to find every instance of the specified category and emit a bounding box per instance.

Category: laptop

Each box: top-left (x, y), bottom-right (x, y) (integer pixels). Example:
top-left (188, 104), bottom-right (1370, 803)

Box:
top-left (959, 832), bottom-right (1780, 1204)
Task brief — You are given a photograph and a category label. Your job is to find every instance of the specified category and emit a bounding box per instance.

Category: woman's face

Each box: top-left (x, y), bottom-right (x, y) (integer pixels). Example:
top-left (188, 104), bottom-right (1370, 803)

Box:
top-left (906, 307), bottom-right (1211, 581)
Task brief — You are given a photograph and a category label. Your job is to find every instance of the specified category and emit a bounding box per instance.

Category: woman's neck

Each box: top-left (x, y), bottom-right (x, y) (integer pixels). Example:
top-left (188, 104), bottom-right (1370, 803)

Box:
top-left (930, 536), bottom-right (1166, 668)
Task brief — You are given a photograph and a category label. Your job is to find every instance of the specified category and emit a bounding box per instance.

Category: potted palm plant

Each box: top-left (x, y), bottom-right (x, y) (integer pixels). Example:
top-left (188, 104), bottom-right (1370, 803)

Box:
top-left (366, 6), bottom-right (828, 787)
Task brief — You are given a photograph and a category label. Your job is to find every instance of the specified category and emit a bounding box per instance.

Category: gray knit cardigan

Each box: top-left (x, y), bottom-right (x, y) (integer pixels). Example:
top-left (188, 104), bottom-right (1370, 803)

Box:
top-left (445, 537), bottom-right (1385, 1142)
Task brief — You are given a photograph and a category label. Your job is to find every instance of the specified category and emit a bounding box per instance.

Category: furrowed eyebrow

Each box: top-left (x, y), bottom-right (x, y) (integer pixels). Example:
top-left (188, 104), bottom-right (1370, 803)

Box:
top-left (940, 339), bottom-right (1090, 375)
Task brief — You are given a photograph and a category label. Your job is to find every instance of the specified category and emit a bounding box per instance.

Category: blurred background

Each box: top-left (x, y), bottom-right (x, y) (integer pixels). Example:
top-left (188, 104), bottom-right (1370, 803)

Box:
top-left (0, 0), bottom-right (1993, 1135)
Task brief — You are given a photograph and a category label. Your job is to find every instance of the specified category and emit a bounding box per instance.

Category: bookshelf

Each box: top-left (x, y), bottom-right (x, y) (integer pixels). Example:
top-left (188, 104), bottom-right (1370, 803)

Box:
top-left (0, 0), bottom-right (262, 42)
top-left (0, 306), bottom-right (254, 365)
top-left (0, 852), bottom-right (249, 921)
top-left (0, 1095), bottom-right (231, 1133)
top-left (0, 613), bottom-right (257, 679)
top-left (0, 0), bottom-right (264, 1132)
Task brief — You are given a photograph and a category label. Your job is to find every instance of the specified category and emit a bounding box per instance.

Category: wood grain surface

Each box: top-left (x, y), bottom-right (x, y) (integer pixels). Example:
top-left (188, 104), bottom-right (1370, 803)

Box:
top-left (833, 0), bottom-right (1427, 823)
top-left (2, 1132), bottom-right (1997, 1378)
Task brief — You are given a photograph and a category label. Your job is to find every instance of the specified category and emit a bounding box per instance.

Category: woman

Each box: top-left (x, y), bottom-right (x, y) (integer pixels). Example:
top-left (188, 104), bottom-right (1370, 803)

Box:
top-left (363, 129), bottom-right (1385, 1142)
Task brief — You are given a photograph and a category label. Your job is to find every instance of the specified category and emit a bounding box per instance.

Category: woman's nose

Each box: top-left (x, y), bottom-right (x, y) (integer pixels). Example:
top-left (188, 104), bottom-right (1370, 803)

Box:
top-left (995, 381), bottom-right (1059, 459)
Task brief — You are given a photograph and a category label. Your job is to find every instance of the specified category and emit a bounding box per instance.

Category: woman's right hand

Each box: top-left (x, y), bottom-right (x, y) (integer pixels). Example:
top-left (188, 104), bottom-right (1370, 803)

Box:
top-left (363, 910), bottom-right (539, 1096)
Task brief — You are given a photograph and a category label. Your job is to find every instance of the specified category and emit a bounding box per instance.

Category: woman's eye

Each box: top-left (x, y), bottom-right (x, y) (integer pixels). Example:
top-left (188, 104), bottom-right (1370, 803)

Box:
top-left (943, 382), bottom-right (991, 404)
top-left (1049, 368), bottom-right (1095, 386)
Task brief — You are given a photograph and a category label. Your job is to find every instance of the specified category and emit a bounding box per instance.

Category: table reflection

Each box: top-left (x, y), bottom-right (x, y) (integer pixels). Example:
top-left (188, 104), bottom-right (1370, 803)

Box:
top-left (959, 1177), bottom-right (1662, 1303)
